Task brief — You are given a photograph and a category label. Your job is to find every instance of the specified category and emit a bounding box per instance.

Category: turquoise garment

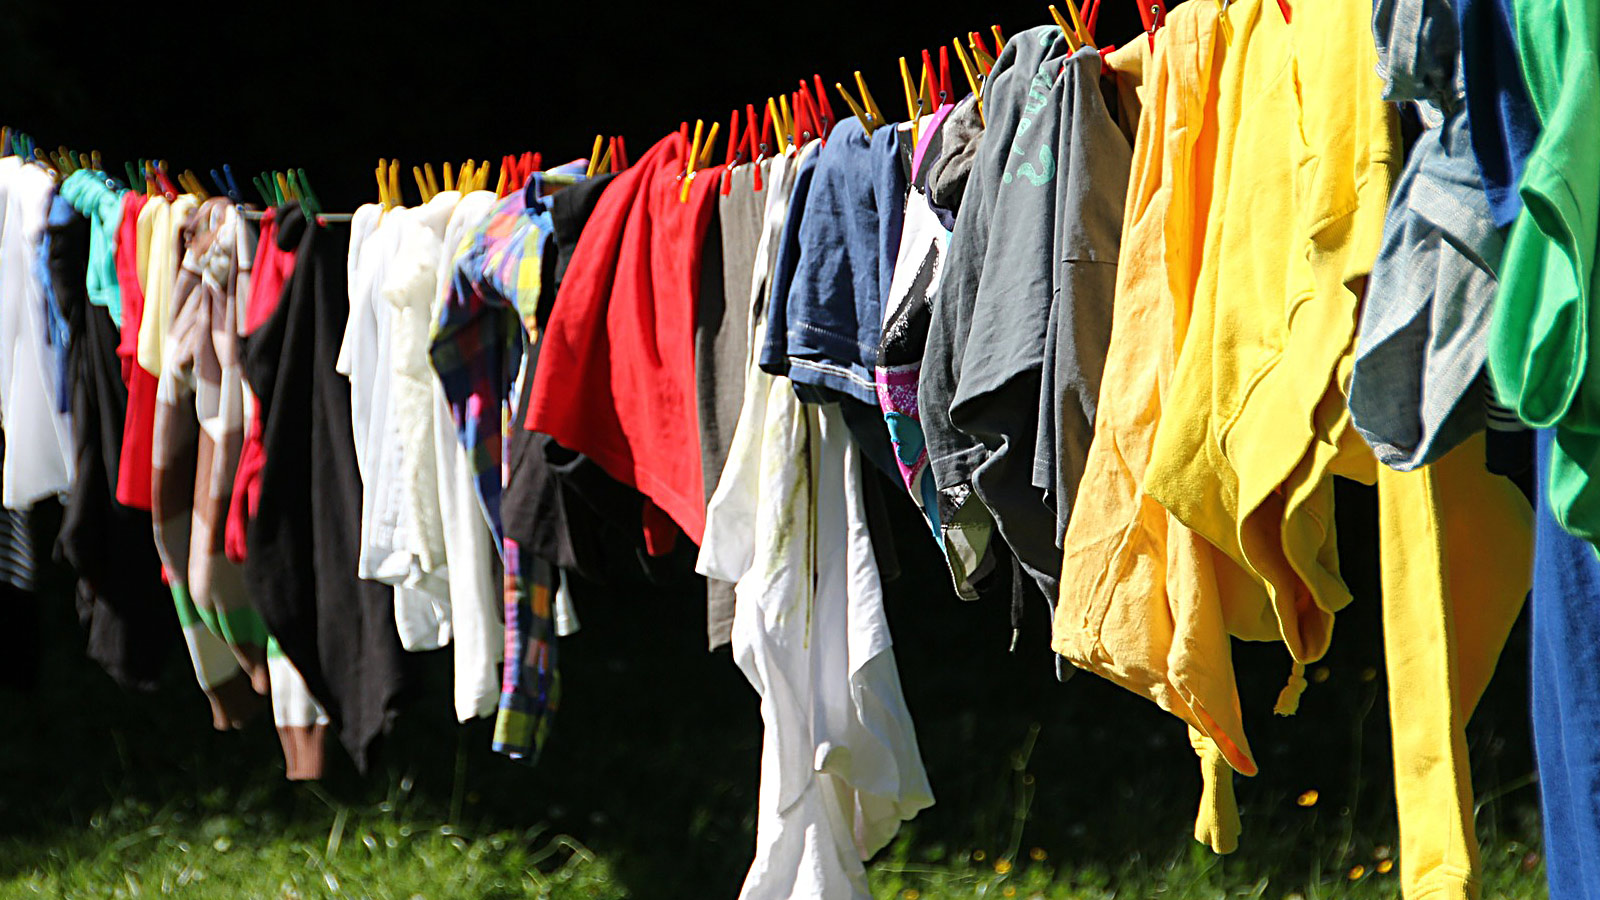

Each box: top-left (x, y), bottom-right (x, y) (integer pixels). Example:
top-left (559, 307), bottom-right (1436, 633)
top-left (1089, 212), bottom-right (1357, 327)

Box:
top-left (59, 170), bottom-right (126, 327)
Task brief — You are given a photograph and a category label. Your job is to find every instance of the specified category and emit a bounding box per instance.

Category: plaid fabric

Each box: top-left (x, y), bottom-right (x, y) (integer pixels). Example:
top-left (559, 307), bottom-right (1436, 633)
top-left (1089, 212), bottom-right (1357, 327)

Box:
top-left (151, 198), bottom-right (270, 719)
top-left (491, 536), bottom-right (560, 761)
top-left (429, 164), bottom-right (586, 544)
top-left (431, 163), bottom-right (586, 762)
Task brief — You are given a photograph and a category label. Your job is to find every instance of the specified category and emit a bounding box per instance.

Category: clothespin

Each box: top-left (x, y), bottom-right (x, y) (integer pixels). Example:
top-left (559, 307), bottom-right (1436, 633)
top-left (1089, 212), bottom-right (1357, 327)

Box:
top-left (969, 31), bottom-right (996, 74)
top-left (899, 57), bottom-right (919, 143)
top-left (919, 49), bottom-right (937, 120)
top-left (953, 38), bottom-right (982, 113)
top-left (1216, 0), bottom-right (1234, 43)
top-left (991, 24), bottom-right (1006, 49)
top-left (1065, 0), bottom-right (1094, 47)
top-left (412, 165), bottom-right (430, 202)
top-left (682, 118), bottom-right (704, 203)
top-left (759, 99), bottom-right (777, 158)
top-left (698, 120), bottom-right (721, 170)
top-left (294, 169), bottom-right (321, 216)
top-left (126, 161), bottom-right (143, 194)
top-left (375, 159), bottom-right (389, 207)
top-left (937, 46), bottom-right (953, 107)
top-left (811, 75), bottom-right (836, 137)
top-left (1050, 6), bottom-right (1083, 51)
top-left (585, 134), bottom-right (604, 177)
top-left (0, 126), bottom-right (9, 158)
top-left (423, 162), bottom-right (440, 201)
top-left (154, 161), bottom-right (178, 199)
top-left (1137, 0), bottom-right (1166, 48)
top-left (836, 79), bottom-right (875, 135)
top-left (275, 171), bottom-right (293, 204)
top-left (778, 94), bottom-right (795, 148)
top-left (441, 161), bottom-right (455, 192)
top-left (388, 159), bottom-right (402, 209)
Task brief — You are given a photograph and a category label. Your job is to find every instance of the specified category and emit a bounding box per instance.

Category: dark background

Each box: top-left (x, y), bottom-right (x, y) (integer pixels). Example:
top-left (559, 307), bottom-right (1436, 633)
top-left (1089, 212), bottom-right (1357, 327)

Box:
top-left (0, 0), bottom-right (1151, 210)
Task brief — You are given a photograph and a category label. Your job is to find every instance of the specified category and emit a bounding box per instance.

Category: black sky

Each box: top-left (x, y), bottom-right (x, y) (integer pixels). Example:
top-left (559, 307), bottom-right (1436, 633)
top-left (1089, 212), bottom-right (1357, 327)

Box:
top-left (2, 0), bottom-right (1157, 210)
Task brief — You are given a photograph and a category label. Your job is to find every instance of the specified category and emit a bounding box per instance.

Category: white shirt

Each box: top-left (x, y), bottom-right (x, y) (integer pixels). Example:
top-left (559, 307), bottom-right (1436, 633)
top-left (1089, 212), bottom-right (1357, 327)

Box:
top-left (699, 147), bottom-right (933, 900)
top-left (0, 158), bottom-right (76, 509)
top-left (430, 190), bottom-right (505, 722)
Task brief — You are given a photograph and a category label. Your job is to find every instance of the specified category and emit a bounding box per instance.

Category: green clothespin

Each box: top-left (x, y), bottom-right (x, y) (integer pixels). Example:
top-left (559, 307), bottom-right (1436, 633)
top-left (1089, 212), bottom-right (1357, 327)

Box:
top-left (125, 161), bottom-right (141, 193)
top-left (293, 168), bottom-right (321, 217)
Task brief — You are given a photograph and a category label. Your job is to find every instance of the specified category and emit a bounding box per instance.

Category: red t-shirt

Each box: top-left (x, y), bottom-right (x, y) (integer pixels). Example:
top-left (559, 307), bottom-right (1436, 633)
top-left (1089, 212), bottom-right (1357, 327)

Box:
top-left (225, 207), bottom-right (298, 563)
top-left (113, 192), bottom-right (155, 511)
top-left (527, 130), bottom-right (721, 547)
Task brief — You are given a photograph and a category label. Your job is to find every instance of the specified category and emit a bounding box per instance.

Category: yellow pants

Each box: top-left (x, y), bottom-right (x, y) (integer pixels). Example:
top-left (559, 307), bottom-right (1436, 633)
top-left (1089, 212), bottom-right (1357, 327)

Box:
top-left (1376, 433), bottom-right (1532, 900)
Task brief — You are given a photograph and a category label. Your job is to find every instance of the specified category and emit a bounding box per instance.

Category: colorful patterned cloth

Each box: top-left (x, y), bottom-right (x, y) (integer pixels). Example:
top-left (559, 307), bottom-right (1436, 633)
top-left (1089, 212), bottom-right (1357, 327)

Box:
top-left (431, 161), bottom-right (587, 763)
top-left (491, 537), bottom-right (560, 761)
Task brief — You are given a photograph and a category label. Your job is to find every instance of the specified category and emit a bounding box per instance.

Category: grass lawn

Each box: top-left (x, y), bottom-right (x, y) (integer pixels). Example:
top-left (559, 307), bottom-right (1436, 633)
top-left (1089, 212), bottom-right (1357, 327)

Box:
top-left (0, 482), bottom-right (1550, 898)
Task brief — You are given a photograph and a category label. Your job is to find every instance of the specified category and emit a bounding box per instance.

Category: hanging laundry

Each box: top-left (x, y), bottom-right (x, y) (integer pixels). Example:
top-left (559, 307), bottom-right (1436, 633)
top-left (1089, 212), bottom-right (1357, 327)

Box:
top-left (152, 197), bottom-right (272, 727)
top-left (527, 132), bottom-right (721, 550)
top-left (923, 29), bottom-right (1129, 614)
top-left (1351, 0), bottom-right (1507, 471)
top-left (699, 159), bottom-right (767, 649)
top-left (701, 136), bottom-right (932, 899)
top-left (427, 187), bottom-right (505, 724)
top-left (49, 175), bottom-right (175, 692)
top-left (242, 204), bottom-right (405, 772)
top-left (0, 155), bottom-right (76, 508)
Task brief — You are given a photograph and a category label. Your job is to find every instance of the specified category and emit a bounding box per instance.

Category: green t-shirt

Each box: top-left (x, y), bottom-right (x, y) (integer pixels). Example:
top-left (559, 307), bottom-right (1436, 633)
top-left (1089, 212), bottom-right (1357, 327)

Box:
top-left (1488, 0), bottom-right (1600, 540)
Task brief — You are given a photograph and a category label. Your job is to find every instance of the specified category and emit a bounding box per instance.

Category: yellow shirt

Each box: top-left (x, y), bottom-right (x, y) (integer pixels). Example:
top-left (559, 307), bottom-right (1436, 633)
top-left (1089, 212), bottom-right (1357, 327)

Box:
top-left (1144, 0), bottom-right (1396, 665)
top-left (137, 194), bottom-right (199, 377)
top-left (1052, 0), bottom-right (1266, 780)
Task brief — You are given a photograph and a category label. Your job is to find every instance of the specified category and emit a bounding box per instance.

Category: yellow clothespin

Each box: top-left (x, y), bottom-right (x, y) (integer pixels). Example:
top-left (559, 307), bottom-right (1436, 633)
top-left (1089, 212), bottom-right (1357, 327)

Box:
top-left (969, 31), bottom-right (996, 73)
top-left (836, 80), bottom-right (875, 135)
top-left (991, 24), bottom-right (1006, 49)
top-left (586, 135), bottom-right (605, 177)
top-left (856, 71), bottom-right (886, 130)
top-left (91, 150), bottom-right (102, 172)
top-left (1216, 0), bottom-right (1234, 42)
top-left (423, 162), bottom-right (439, 201)
top-left (766, 97), bottom-right (786, 151)
top-left (389, 159), bottom-right (402, 209)
top-left (376, 159), bottom-right (389, 207)
top-left (595, 142), bottom-right (614, 175)
top-left (778, 94), bottom-right (795, 148)
top-left (442, 161), bottom-right (455, 192)
top-left (899, 57), bottom-right (920, 144)
top-left (953, 38), bottom-right (984, 124)
top-left (1050, 5), bottom-right (1082, 50)
top-left (1064, 0), bottom-right (1094, 47)
top-left (276, 171), bottom-right (293, 203)
top-left (682, 118), bottom-right (704, 203)
top-left (412, 165), bottom-right (430, 202)
top-left (698, 121), bottom-right (721, 169)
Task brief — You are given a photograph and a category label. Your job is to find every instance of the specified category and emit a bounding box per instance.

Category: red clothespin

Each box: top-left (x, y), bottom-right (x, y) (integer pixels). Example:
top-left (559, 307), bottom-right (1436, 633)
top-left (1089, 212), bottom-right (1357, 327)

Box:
top-left (799, 85), bottom-right (824, 144)
top-left (1276, 0), bottom-right (1292, 22)
top-left (811, 74), bottom-right (836, 137)
top-left (721, 109), bottom-right (741, 195)
top-left (758, 102), bottom-right (775, 159)
top-left (1099, 43), bottom-right (1116, 75)
top-left (970, 30), bottom-right (996, 75)
top-left (938, 46), bottom-right (953, 106)
top-left (1137, 0), bottom-right (1167, 48)
top-left (744, 103), bottom-right (764, 191)
top-left (528, 151), bottom-right (542, 174)
top-left (1086, 0), bottom-right (1102, 40)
